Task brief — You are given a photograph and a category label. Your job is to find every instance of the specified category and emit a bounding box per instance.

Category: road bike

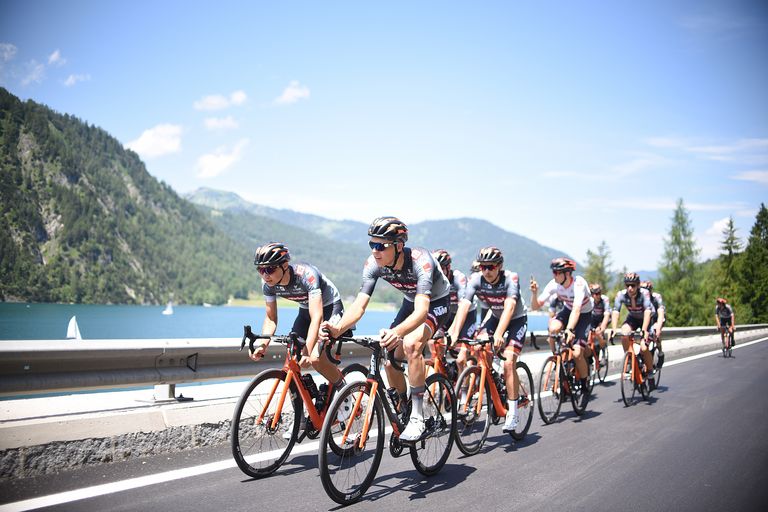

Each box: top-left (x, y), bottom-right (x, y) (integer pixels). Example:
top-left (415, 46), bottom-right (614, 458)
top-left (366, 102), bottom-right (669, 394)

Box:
top-left (230, 326), bottom-right (366, 478)
top-left (537, 332), bottom-right (590, 424)
top-left (586, 328), bottom-right (609, 393)
top-left (317, 336), bottom-right (456, 505)
top-left (719, 325), bottom-right (734, 358)
top-left (453, 337), bottom-right (534, 455)
top-left (617, 330), bottom-right (660, 406)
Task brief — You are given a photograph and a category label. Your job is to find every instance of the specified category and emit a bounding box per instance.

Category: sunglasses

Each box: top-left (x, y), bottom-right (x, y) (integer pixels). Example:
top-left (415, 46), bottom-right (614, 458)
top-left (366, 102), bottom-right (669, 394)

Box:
top-left (369, 241), bottom-right (395, 251)
top-left (258, 265), bottom-right (279, 276)
top-left (626, 283), bottom-right (637, 288)
top-left (480, 264), bottom-right (497, 271)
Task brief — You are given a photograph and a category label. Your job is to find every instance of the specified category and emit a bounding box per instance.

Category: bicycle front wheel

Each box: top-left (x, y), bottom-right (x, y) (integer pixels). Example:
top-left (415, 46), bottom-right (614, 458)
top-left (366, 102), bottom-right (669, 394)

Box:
top-left (454, 366), bottom-right (491, 455)
top-left (411, 373), bottom-right (456, 475)
top-left (597, 345), bottom-right (609, 383)
top-left (230, 369), bottom-right (301, 478)
top-left (510, 361), bottom-right (534, 441)
top-left (652, 348), bottom-right (663, 387)
top-left (318, 381), bottom-right (384, 506)
top-left (538, 356), bottom-right (562, 424)
top-left (620, 352), bottom-right (639, 407)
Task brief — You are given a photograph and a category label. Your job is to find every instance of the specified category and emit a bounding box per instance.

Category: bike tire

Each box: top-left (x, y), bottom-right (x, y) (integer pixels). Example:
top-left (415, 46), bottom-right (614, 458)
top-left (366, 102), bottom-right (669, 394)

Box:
top-left (651, 348), bottom-right (662, 388)
top-left (318, 380), bottom-right (384, 506)
top-left (230, 369), bottom-right (301, 478)
top-left (587, 353), bottom-right (597, 395)
top-left (597, 345), bottom-right (609, 383)
top-left (569, 362), bottom-right (589, 416)
top-left (454, 366), bottom-right (491, 455)
top-left (620, 352), bottom-right (639, 407)
top-left (510, 361), bottom-right (534, 441)
top-left (538, 356), bottom-right (563, 424)
top-left (410, 373), bottom-right (456, 475)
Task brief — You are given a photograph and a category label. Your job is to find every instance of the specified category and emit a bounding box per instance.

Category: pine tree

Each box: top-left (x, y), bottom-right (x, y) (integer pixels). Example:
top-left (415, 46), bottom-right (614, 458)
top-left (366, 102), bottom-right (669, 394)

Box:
top-left (584, 241), bottom-right (614, 291)
top-left (736, 203), bottom-right (768, 323)
top-left (657, 199), bottom-right (702, 326)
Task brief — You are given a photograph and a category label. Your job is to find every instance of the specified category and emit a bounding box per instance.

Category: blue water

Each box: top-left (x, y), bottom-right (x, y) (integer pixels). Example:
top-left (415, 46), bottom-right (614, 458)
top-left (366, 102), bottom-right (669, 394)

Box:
top-left (0, 303), bottom-right (549, 340)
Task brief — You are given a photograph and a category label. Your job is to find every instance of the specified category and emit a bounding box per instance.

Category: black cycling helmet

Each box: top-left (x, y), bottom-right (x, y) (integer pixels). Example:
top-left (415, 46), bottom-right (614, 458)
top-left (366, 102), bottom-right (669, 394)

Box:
top-left (432, 249), bottom-right (452, 268)
top-left (550, 257), bottom-right (576, 272)
top-left (368, 216), bottom-right (408, 242)
top-left (589, 283), bottom-right (602, 295)
top-left (476, 246), bottom-right (504, 265)
top-left (623, 272), bottom-right (641, 285)
top-left (254, 242), bottom-right (290, 266)
top-left (640, 280), bottom-right (654, 292)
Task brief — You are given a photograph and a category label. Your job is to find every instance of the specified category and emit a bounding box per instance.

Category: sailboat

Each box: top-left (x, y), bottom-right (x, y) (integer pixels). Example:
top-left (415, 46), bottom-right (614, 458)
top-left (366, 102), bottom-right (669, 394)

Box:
top-left (66, 315), bottom-right (82, 340)
top-left (162, 300), bottom-right (174, 315)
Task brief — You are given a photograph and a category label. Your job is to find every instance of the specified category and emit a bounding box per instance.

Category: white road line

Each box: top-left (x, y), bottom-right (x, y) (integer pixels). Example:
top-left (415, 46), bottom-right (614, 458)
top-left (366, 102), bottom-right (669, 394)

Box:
top-left (2, 335), bottom-right (766, 512)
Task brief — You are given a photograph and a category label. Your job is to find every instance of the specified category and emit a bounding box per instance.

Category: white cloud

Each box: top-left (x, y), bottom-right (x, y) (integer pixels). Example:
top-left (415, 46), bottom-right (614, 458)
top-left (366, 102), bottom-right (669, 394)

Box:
top-left (646, 136), bottom-right (768, 165)
top-left (731, 170), bottom-right (768, 186)
top-left (204, 116), bottom-right (239, 131)
top-left (197, 139), bottom-right (249, 178)
top-left (275, 80), bottom-right (310, 105)
top-left (706, 217), bottom-right (730, 236)
top-left (63, 73), bottom-right (91, 87)
top-left (0, 43), bottom-right (17, 62)
top-left (193, 90), bottom-right (248, 111)
top-left (125, 124), bottom-right (183, 159)
top-left (21, 60), bottom-right (45, 85)
top-left (48, 49), bottom-right (66, 66)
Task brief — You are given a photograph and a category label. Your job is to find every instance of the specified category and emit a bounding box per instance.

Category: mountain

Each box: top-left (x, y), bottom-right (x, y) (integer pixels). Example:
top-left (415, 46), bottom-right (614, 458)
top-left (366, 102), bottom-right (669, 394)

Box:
top-left (0, 87), bottom-right (256, 305)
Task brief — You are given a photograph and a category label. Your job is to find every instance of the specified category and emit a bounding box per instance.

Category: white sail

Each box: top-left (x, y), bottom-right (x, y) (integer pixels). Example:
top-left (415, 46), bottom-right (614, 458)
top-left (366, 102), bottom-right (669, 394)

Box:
top-left (162, 301), bottom-right (174, 315)
top-left (66, 316), bottom-right (82, 340)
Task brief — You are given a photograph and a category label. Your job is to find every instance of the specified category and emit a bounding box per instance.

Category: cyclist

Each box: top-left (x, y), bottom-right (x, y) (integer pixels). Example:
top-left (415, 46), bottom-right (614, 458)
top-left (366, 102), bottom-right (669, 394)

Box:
top-left (432, 249), bottom-right (477, 376)
top-left (547, 295), bottom-right (564, 320)
top-left (715, 298), bottom-right (735, 347)
top-left (641, 280), bottom-right (666, 359)
top-left (588, 283), bottom-right (611, 353)
top-left (248, 242), bottom-right (350, 427)
top-left (319, 216), bottom-right (451, 442)
top-left (450, 246), bottom-right (528, 433)
top-left (530, 258), bottom-right (593, 399)
top-left (609, 272), bottom-right (654, 387)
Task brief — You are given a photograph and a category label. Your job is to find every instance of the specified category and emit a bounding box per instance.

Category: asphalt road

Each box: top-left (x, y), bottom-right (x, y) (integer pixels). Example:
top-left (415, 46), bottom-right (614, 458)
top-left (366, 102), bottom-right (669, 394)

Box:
top-left (2, 338), bottom-right (767, 512)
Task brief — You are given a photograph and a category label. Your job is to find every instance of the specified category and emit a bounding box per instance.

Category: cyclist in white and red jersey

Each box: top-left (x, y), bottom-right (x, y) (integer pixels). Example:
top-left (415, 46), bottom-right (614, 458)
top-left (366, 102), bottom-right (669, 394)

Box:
top-left (641, 280), bottom-right (666, 357)
top-left (715, 298), bottom-right (735, 345)
top-left (431, 250), bottom-right (477, 374)
top-left (249, 242), bottom-right (349, 391)
top-left (589, 283), bottom-right (611, 352)
top-left (320, 217), bottom-right (451, 442)
top-left (529, 257), bottom-right (593, 396)
top-left (609, 272), bottom-right (654, 387)
top-left (449, 246), bottom-right (528, 432)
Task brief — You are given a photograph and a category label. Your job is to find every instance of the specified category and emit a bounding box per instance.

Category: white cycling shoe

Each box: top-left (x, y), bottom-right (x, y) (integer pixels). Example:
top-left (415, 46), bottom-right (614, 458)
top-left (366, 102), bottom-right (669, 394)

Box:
top-left (399, 417), bottom-right (426, 442)
top-left (502, 413), bottom-right (519, 433)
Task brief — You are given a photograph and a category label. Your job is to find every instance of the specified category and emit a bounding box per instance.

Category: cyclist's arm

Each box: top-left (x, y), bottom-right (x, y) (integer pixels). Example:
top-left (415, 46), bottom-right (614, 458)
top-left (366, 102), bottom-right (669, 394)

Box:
top-left (641, 308), bottom-right (651, 337)
top-left (262, 300), bottom-right (278, 337)
top-left (656, 306), bottom-right (666, 329)
top-left (600, 310), bottom-right (610, 332)
top-left (715, 313), bottom-right (721, 330)
top-left (304, 293), bottom-right (324, 356)
top-left (610, 309), bottom-right (620, 331)
top-left (730, 310), bottom-right (736, 331)
top-left (449, 299), bottom-right (471, 341)
top-left (331, 292), bottom-right (370, 336)
top-left (567, 301), bottom-right (582, 333)
top-left (495, 296), bottom-right (516, 341)
top-left (392, 293), bottom-right (430, 338)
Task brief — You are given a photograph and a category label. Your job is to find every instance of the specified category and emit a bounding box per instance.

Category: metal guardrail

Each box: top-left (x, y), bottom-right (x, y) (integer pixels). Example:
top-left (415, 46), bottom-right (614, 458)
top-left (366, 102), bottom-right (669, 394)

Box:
top-left (1, 324), bottom-right (765, 397)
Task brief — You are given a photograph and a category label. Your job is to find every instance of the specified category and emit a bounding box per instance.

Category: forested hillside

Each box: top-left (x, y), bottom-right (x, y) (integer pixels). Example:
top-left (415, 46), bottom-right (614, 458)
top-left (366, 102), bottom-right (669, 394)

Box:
top-left (0, 87), bottom-right (255, 304)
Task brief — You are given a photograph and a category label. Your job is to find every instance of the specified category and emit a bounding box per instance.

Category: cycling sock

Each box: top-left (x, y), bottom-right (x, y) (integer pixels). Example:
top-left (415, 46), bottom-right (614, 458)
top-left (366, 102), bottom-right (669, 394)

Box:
top-left (507, 399), bottom-right (518, 419)
top-left (410, 386), bottom-right (425, 420)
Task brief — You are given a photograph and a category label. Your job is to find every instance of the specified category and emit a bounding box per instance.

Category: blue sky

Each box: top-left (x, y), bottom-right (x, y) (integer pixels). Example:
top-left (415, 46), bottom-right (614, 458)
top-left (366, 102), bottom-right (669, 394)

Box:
top-left (1, 0), bottom-right (766, 272)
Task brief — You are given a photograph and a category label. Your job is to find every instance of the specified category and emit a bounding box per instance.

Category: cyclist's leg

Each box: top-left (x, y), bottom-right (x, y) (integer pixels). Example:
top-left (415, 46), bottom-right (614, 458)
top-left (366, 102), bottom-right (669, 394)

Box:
top-left (307, 303), bottom-right (346, 385)
top-left (548, 317), bottom-right (564, 353)
top-left (620, 316), bottom-right (640, 352)
top-left (571, 312), bottom-right (592, 383)
top-left (502, 316), bottom-right (527, 431)
top-left (383, 299), bottom-right (412, 397)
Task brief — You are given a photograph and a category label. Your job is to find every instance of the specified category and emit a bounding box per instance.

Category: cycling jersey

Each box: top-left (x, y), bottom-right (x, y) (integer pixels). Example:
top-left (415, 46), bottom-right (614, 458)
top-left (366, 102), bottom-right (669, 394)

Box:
top-left (263, 263), bottom-right (341, 308)
top-left (613, 288), bottom-right (653, 319)
top-left (446, 269), bottom-right (476, 314)
top-left (592, 294), bottom-right (611, 318)
top-left (464, 270), bottom-right (527, 320)
top-left (359, 247), bottom-right (450, 301)
top-left (649, 292), bottom-right (665, 323)
top-left (536, 275), bottom-right (594, 314)
top-left (716, 304), bottom-right (734, 321)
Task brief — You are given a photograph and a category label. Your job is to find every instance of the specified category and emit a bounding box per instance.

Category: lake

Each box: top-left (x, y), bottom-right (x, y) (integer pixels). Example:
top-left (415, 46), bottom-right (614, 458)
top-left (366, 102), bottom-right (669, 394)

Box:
top-left (0, 302), bottom-right (549, 340)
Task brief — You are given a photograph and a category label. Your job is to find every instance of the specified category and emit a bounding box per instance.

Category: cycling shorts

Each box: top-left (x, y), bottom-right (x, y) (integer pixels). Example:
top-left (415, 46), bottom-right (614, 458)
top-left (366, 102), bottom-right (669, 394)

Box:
top-left (553, 308), bottom-right (591, 348)
top-left (292, 301), bottom-right (344, 340)
top-left (478, 315), bottom-right (528, 356)
top-left (446, 312), bottom-right (478, 341)
top-left (390, 296), bottom-right (451, 336)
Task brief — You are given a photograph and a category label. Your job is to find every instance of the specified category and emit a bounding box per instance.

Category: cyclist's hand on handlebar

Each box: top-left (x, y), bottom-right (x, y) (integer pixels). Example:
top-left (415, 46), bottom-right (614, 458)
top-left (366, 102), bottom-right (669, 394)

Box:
top-left (565, 328), bottom-right (576, 345)
top-left (319, 322), bottom-right (338, 343)
top-left (249, 343), bottom-right (267, 361)
top-left (493, 333), bottom-right (505, 352)
top-left (379, 328), bottom-right (401, 349)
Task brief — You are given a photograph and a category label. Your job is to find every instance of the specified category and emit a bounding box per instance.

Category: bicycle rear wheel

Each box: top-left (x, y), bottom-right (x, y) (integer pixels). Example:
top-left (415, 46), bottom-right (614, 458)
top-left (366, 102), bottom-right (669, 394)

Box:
top-left (597, 345), bottom-right (609, 383)
top-left (651, 348), bottom-right (662, 387)
top-left (231, 369), bottom-right (301, 478)
top-left (620, 352), bottom-right (639, 407)
top-left (569, 363), bottom-right (589, 415)
top-left (510, 361), bottom-right (534, 441)
top-left (318, 381), bottom-right (384, 506)
top-left (538, 356), bottom-right (563, 424)
top-left (453, 366), bottom-right (491, 455)
top-left (410, 373), bottom-right (456, 475)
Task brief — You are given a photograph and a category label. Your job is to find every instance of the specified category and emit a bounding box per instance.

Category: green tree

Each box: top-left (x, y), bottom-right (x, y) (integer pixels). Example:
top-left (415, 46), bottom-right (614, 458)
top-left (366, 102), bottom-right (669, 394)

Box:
top-left (657, 198), bottom-right (702, 326)
top-left (584, 241), bottom-right (614, 291)
top-left (719, 216), bottom-right (742, 283)
top-left (736, 203), bottom-right (768, 323)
